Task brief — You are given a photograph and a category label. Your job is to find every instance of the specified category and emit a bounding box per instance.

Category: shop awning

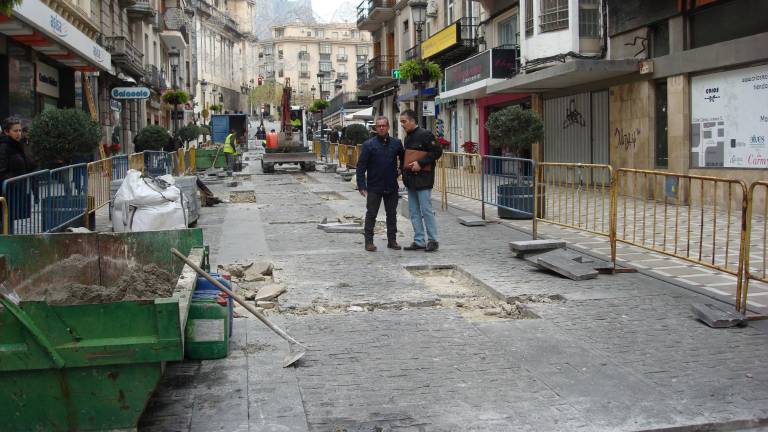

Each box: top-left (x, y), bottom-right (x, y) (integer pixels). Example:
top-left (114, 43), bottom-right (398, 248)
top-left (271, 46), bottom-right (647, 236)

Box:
top-left (3, 0), bottom-right (112, 72)
top-left (345, 106), bottom-right (375, 121)
top-left (487, 59), bottom-right (639, 93)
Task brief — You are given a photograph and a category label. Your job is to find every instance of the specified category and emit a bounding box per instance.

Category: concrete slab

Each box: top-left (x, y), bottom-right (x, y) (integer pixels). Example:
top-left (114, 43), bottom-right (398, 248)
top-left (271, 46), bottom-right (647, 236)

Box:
top-left (534, 249), bottom-right (599, 281)
top-left (458, 216), bottom-right (486, 227)
top-left (510, 239), bottom-right (566, 257)
top-left (691, 303), bottom-right (747, 328)
top-left (317, 223), bottom-right (364, 234)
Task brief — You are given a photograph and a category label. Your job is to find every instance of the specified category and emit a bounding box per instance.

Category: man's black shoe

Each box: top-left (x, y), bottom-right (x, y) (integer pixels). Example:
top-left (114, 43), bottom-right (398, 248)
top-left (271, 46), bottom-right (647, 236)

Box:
top-left (365, 243), bottom-right (377, 252)
top-left (425, 241), bottom-right (439, 252)
top-left (403, 242), bottom-right (426, 251)
top-left (387, 241), bottom-right (402, 250)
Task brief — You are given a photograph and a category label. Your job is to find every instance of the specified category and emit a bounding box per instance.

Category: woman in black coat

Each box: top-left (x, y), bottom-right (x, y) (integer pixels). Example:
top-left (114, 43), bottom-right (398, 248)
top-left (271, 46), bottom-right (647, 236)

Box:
top-left (0, 117), bottom-right (34, 188)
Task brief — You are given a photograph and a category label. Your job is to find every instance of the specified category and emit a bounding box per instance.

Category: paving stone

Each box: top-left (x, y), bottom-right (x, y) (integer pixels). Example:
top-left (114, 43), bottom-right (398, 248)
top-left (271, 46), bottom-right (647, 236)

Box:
top-left (509, 239), bottom-right (566, 257)
top-left (254, 284), bottom-right (286, 302)
top-left (691, 303), bottom-right (747, 328)
top-left (533, 249), bottom-right (600, 280)
top-left (458, 216), bottom-right (486, 226)
top-left (317, 223), bottom-right (364, 233)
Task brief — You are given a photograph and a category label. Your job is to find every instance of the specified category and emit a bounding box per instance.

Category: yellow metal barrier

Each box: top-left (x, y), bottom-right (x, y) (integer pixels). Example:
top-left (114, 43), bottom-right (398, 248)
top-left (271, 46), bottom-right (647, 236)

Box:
top-left (614, 169), bottom-right (748, 293)
top-left (129, 152), bottom-right (144, 172)
top-left (329, 143), bottom-right (338, 163)
top-left (535, 163), bottom-right (615, 237)
top-left (313, 140), bottom-right (321, 158)
top-left (0, 197), bottom-right (8, 235)
top-left (435, 152), bottom-right (482, 202)
top-left (338, 144), bottom-right (350, 166)
top-left (176, 148), bottom-right (186, 176)
top-left (187, 148), bottom-right (196, 174)
top-left (86, 158), bottom-right (114, 214)
top-left (347, 145), bottom-right (360, 168)
top-left (740, 181), bottom-right (768, 316)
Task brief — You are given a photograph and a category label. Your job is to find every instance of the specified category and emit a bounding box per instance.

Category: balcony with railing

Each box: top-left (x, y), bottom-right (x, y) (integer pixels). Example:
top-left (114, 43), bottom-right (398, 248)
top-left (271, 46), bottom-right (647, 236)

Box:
top-left (105, 36), bottom-right (144, 78)
top-left (337, 54), bottom-right (348, 62)
top-left (337, 72), bottom-right (349, 80)
top-left (144, 64), bottom-right (161, 91)
top-left (405, 45), bottom-right (420, 60)
top-left (300, 71), bottom-right (310, 78)
top-left (357, 55), bottom-right (397, 90)
top-left (421, 17), bottom-right (480, 66)
top-left (126, 0), bottom-right (155, 20)
top-left (319, 53), bottom-right (331, 61)
top-left (118, 0), bottom-right (137, 8)
top-left (356, 0), bottom-right (395, 32)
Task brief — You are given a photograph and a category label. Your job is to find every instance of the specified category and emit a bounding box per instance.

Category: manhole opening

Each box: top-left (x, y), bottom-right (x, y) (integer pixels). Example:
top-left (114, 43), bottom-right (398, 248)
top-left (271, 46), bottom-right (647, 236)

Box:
top-left (229, 191), bottom-right (256, 203)
top-left (405, 265), bottom-right (551, 321)
top-left (315, 191), bottom-right (347, 200)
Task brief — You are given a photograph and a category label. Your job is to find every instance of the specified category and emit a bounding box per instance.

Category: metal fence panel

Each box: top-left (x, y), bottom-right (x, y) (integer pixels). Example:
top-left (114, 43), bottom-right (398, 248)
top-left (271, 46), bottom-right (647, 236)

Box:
top-left (481, 156), bottom-right (536, 219)
top-left (112, 155), bottom-right (129, 180)
top-left (47, 164), bottom-right (88, 232)
top-left (2, 170), bottom-right (49, 234)
top-left (87, 159), bottom-right (113, 215)
top-left (144, 151), bottom-right (172, 177)
top-left (737, 181), bottom-right (766, 313)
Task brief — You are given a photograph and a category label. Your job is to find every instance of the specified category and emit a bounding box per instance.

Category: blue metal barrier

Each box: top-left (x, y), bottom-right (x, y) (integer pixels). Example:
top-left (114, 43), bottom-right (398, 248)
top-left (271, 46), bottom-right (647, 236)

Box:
top-left (46, 164), bottom-right (88, 232)
top-left (2, 170), bottom-right (49, 234)
top-left (112, 155), bottom-right (129, 180)
top-left (481, 156), bottom-right (537, 220)
top-left (144, 151), bottom-right (172, 177)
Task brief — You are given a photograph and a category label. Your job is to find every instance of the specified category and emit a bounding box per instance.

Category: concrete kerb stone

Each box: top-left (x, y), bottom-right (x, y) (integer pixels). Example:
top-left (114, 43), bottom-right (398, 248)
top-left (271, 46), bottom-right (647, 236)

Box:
top-left (509, 239), bottom-right (566, 257)
top-left (528, 249), bottom-right (600, 281)
top-left (458, 216), bottom-right (486, 227)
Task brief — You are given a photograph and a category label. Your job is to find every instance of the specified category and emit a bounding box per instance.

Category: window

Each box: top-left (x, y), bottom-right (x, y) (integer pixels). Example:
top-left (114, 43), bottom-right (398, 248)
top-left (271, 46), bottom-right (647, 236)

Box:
top-left (403, 19), bottom-right (409, 32)
top-left (540, 0), bottom-right (568, 32)
top-left (316, 29), bottom-right (325, 38)
top-left (351, 30), bottom-right (359, 38)
top-left (651, 21), bottom-right (669, 57)
top-left (690, 0), bottom-right (768, 49)
top-left (332, 32), bottom-right (339, 39)
top-left (338, 64), bottom-right (346, 73)
top-left (579, 0), bottom-right (600, 38)
top-left (300, 63), bottom-right (308, 72)
top-left (320, 44), bottom-right (332, 54)
top-left (655, 81), bottom-right (668, 168)
top-left (445, 0), bottom-right (454, 25)
top-left (319, 62), bottom-right (332, 72)
top-left (497, 15), bottom-right (518, 46)
top-left (274, 28), bottom-right (284, 38)
top-left (525, 0), bottom-right (533, 37)
top-left (356, 46), bottom-right (368, 56)
top-left (339, 47), bottom-right (346, 55)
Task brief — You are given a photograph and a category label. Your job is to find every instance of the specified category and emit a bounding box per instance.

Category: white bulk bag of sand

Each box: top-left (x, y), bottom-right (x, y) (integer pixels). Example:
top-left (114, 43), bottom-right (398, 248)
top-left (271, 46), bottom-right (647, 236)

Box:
top-left (112, 169), bottom-right (187, 232)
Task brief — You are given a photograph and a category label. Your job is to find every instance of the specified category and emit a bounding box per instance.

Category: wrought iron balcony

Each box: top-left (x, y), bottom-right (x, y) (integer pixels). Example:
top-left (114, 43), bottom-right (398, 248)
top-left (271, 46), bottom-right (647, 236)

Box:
top-left (357, 55), bottom-right (397, 90)
top-left (422, 17), bottom-right (480, 66)
top-left (356, 0), bottom-right (395, 32)
top-left (405, 46), bottom-right (420, 60)
top-left (337, 72), bottom-right (349, 80)
top-left (105, 36), bottom-right (144, 78)
top-left (144, 64), bottom-right (161, 91)
top-left (337, 54), bottom-right (348, 62)
top-left (118, 0), bottom-right (137, 8)
top-left (300, 71), bottom-right (310, 78)
top-left (126, 0), bottom-right (155, 20)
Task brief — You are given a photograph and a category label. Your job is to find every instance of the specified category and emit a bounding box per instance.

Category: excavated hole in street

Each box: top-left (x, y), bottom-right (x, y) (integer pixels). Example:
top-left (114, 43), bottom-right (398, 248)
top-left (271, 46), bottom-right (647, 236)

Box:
top-left (262, 266), bottom-right (562, 320)
top-left (291, 173), bottom-right (320, 184)
top-left (314, 191), bottom-right (347, 200)
top-left (229, 190), bottom-right (256, 203)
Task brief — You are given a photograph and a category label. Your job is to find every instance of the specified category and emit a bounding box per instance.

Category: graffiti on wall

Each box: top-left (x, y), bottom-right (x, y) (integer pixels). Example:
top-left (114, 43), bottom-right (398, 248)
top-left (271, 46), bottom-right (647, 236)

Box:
top-left (615, 127), bottom-right (641, 150)
top-left (562, 99), bottom-right (586, 129)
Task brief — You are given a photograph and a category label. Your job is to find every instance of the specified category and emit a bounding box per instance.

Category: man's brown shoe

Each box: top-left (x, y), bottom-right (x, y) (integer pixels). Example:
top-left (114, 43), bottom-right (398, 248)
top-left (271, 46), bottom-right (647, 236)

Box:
top-left (403, 242), bottom-right (426, 251)
top-left (387, 241), bottom-right (402, 250)
top-left (365, 243), bottom-right (377, 252)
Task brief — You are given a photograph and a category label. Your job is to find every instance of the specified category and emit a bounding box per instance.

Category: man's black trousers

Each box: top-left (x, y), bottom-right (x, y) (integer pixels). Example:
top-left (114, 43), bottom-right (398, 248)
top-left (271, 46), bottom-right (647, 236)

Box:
top-left (364, 191), bottom-right (399, 243)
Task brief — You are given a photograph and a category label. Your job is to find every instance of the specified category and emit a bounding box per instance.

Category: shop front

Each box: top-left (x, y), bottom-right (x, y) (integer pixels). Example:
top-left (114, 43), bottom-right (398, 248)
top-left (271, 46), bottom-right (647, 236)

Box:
top-left (440, 47), bottom-right (525, 155)
top-left (0, 0), bottom-right (112, 124)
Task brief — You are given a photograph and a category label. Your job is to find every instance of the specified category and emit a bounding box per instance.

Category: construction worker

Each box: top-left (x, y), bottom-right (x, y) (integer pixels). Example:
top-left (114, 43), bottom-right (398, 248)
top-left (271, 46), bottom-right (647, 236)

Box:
top-left (223, 128), bottom-right (237, 174)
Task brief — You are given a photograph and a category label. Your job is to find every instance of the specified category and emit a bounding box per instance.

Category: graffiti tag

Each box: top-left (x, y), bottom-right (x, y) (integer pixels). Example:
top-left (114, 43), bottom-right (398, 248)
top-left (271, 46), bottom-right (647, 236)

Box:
top-left (615, 128), bottom-right (641, 151)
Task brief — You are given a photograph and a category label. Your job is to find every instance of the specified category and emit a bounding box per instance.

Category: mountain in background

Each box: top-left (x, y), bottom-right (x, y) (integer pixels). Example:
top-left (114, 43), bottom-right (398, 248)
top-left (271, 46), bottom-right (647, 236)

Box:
top-left (252, 0), bottom-right (359, 39)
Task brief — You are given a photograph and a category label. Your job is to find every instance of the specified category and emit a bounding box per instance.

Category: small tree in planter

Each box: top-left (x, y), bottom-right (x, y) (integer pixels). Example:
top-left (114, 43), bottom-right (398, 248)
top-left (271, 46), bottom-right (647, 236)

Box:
top-left (343, 123), bottom-right (369, 145)
top-left (30, 108), bottom-right (102, 167)
top-left (177, 124), bottom-right (201, 148)
top-left (135, 125), bottom-right (170, 152)
top-left (201, 108), bottom-right (210, 124)
top-left (209, 104), bottom-right (223, 113)
top-left (484, 106), bottom-right (544, 219)
top-left (199, 124), bottom-right (211, 143)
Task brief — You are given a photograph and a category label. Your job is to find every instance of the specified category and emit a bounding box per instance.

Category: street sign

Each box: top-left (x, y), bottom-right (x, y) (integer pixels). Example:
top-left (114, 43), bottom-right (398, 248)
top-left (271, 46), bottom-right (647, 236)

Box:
top-left (422, 101), bottom-right (435, 116)
top-left (111, 87), bottom-right (151, 99)
top-left (171, 110), bottom-right (185, 120)
top-left (392, 69), bottom-right (401, 79)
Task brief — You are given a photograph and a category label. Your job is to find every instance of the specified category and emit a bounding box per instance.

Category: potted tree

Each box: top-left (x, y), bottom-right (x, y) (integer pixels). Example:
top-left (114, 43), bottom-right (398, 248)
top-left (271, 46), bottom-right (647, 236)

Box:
top-left (30, 107), bottom-right (102, 168)
top-left (135, 125), bottom-right (170, 152)
top-left (399, 59), bottom-right (442, 84)
top-left (177, 124), bottom-right (201, 149)
top-left (484, 106), bottom-right (544, 219)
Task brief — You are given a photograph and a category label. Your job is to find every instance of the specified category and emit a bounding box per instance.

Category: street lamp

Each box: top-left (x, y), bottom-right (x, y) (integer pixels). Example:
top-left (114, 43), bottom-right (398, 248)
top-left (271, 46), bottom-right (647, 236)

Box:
top-left (200, 79), bottom-right (208, 125)
top-left (168, 48), bottom-right (181, 136)
top-left (409, 0), bottom-right (428, 128)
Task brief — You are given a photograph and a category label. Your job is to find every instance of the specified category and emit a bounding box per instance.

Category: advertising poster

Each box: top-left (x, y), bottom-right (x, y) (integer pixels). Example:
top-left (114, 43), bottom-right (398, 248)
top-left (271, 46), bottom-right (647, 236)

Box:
top-left (691, 64), bottom-right (768, 168)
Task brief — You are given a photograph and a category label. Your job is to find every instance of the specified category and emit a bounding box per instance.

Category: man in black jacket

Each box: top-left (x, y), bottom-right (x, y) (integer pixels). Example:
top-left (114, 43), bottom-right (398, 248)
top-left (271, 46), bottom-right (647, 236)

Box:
top-left (399, 109), bottom-right (442, 252)
top-left (356, 116), bottom-right (404, 252)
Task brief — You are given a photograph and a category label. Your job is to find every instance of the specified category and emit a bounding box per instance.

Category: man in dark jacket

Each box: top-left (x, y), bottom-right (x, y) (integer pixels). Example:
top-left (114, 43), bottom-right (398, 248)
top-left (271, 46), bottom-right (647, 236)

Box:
top-left (356, 116), bottom-right (404, 252)
top-left (399, 109), bottom-right (443, 252)
top-left (0, 117), bottom-right (33, 188)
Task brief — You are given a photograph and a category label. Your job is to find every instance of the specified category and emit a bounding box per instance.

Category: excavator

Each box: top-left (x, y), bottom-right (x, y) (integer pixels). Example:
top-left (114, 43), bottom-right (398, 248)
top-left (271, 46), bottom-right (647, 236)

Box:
top-left (261, 78), bottom-right (316, 173)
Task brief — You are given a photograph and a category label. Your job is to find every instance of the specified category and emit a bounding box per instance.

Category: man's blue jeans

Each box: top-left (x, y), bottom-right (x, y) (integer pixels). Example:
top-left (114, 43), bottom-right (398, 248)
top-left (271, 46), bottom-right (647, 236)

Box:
top-left (407, 188), bottom-right (438, 246)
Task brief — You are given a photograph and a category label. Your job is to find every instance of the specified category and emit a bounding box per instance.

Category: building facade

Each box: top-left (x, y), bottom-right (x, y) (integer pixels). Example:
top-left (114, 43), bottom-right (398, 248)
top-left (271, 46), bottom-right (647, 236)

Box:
top-left (255, 23), bottom-right (372, 120)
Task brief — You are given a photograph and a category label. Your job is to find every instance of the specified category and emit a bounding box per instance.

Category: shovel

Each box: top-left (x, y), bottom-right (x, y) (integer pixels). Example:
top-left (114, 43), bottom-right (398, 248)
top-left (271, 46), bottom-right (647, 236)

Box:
top-left (171, 248), bottom-right (307, 367)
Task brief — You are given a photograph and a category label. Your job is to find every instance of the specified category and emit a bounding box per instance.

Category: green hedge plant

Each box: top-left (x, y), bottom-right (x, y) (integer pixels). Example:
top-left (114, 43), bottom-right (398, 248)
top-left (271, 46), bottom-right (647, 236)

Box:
top-left (399, 59), bottom-right (442, 83)
top-left (162, 90), bottom-right (189, 106)
top-left (29, 108), bottom-right (102, 165)
top-left (135, 125), bottom-right (170, 152)
top-left (343, 123), bottom-right (369, 145)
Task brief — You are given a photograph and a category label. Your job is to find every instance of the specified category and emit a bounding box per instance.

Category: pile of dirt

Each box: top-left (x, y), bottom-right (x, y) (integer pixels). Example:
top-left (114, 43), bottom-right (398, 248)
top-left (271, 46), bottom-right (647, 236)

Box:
top-left (25, 264), bottom-right (177, 305)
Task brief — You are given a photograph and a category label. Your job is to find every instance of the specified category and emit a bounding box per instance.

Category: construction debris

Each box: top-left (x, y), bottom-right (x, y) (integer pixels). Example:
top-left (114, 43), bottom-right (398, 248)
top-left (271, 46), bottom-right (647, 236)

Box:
top-left (528, 249), bottom-right (599, 281)
top-left (458, 216), bottom-right (486, 227)
top-left (317, 222), bottom-right (364, 233)
top-left (254, 284), bottom-right (287, 302)
top-left (692, 303), bottom-right (747, 328)
top-left (509, 239), bottom-right (566, 257)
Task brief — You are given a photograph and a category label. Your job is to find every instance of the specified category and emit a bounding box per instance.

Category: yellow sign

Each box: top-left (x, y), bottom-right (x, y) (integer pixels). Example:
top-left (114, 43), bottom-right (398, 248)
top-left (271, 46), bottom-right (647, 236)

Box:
top-left (421, 23), bottom-right (458, 59)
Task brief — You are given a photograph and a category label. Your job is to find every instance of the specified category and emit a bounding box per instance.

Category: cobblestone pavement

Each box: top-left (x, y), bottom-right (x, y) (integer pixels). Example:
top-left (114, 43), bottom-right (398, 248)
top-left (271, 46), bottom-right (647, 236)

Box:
top-left (140, 166), bottom-right (768, 431)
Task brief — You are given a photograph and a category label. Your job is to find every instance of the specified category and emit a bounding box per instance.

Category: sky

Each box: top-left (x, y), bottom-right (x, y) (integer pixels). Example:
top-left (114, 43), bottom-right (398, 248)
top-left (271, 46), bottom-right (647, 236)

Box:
top-left (311, 0), bottom-right (357, 23)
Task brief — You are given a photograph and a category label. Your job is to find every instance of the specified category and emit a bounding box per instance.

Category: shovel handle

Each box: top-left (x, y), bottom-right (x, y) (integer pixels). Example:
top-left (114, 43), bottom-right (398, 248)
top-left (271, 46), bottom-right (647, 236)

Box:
top-left (171, 248), bottom-right (305, 347)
